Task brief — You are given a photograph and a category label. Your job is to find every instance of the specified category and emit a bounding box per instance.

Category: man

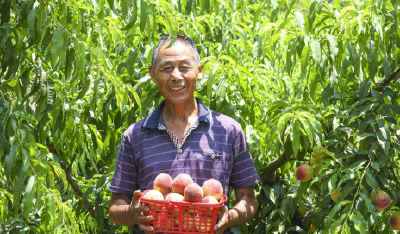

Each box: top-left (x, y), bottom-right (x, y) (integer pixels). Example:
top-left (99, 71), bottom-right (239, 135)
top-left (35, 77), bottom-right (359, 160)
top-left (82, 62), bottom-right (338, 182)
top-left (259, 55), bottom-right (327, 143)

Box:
top-left (108, 34), bottom-right (259, 234)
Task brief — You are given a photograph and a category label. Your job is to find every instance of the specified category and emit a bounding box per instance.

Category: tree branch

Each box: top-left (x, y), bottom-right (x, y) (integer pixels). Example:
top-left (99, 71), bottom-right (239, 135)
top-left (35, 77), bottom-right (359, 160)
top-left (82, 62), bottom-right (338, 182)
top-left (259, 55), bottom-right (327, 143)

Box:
top-left (264, 153), bottom-right (288, 185)
top-left (46, 143), bottom-right (102, 225)
top-left (67, 153), bottom-right (78, 172)
top-left (367, 68), bottom-right (400, 97)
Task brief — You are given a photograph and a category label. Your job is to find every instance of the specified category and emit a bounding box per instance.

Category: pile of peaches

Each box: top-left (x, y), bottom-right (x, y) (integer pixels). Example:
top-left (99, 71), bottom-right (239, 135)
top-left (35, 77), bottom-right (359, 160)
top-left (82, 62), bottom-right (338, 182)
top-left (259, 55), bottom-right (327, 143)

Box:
top-left (141, 173), bottom-right (225, 233)
top-left (143, 173), bottom-right (223, 203)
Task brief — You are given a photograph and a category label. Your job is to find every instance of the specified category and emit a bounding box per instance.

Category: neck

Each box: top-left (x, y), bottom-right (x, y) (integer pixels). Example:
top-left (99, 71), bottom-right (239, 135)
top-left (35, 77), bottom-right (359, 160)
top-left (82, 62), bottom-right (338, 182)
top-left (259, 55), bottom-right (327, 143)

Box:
top-left (162, 98), bottom-right (198, 123)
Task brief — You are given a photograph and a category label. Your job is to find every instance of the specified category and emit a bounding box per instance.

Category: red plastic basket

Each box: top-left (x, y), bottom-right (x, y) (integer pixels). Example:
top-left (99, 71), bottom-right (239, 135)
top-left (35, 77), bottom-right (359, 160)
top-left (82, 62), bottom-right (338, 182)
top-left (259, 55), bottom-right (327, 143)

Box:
top-left (140, 190), bottom-right (227, 234)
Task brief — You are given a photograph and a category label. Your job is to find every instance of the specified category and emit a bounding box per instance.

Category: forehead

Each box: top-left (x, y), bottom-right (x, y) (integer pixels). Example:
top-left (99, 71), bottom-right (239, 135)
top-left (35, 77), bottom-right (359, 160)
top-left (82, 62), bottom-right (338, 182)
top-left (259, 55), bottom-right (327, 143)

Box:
top-left (156, 40), bottom-right (195, 65)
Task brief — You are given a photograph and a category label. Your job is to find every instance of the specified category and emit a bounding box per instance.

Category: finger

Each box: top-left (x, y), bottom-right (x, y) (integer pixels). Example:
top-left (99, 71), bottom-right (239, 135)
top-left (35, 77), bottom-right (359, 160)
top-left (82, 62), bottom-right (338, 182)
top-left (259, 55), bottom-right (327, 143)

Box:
top-left (217, 206), bottom-right (228, 223)
top-left (132, 190), bottom-right (141, 203)
top-left (132, 204), bottom-right (150, 214)
top-left (138, 222), bottom-right (156, 233)
top-left (214, 221), bottom-right (225, 233)
top-left (136, 214), bottom-right (154, 223)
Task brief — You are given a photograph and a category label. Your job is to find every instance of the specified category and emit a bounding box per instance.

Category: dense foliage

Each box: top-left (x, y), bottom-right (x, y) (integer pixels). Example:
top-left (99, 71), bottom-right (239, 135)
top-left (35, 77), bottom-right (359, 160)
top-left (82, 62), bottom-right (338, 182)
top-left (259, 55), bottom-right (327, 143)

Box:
top-left (1, 0), bottom-right (400, 233)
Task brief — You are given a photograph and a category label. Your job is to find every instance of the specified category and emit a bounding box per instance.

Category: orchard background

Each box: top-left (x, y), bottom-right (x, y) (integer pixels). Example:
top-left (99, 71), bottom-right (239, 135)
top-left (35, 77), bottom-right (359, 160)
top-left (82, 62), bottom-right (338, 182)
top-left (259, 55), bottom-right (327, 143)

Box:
top-left (1, 0), bottom-right (400, 233)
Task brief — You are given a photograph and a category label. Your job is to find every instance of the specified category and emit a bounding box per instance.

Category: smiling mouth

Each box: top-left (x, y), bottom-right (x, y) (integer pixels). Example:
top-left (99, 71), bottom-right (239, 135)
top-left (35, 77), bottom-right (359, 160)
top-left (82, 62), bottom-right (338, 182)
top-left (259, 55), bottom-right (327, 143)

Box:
top-left (170, 86), bottom-right (185, 91)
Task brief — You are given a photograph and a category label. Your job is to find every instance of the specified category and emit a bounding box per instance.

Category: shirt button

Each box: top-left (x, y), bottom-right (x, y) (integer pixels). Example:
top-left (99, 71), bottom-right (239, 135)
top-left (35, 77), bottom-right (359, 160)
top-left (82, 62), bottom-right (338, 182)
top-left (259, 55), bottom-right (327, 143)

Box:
top-left (179, 149), bottom-right (182, 153)
top-left (211, 155), bottom-right (215, 159)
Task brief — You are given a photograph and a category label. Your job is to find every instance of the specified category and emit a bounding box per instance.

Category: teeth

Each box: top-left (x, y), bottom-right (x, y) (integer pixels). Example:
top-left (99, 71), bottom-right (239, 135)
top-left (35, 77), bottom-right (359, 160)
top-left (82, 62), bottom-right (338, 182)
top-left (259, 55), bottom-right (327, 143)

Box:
top-left (171, 86), bottom-right (185, 91)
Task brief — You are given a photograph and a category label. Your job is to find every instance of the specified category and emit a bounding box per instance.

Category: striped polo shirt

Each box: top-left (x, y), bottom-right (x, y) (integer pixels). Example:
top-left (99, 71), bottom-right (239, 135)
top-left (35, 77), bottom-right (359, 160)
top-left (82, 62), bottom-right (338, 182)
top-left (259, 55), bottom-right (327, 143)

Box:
top-left (109, 99), bottom-right (260, 232)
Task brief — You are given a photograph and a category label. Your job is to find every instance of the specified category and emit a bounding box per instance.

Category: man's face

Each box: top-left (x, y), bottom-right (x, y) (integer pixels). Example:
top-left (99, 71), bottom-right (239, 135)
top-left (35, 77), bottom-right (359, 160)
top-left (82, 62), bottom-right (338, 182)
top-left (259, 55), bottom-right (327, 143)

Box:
top-left (149, 41), bottom-right (203, 104)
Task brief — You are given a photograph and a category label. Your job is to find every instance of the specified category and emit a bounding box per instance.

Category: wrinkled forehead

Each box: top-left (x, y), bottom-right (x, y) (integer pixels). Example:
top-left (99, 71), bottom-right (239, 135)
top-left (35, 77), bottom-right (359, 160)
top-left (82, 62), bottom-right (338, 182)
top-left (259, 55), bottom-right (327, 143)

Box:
top-left (156, 40), bottom-right (196, 64)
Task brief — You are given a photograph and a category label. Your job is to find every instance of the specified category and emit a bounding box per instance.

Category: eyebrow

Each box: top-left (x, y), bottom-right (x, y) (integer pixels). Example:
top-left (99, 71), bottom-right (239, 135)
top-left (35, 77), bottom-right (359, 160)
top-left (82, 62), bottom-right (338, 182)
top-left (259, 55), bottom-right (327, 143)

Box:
top-left (158, 59), bottom-right (193, 67)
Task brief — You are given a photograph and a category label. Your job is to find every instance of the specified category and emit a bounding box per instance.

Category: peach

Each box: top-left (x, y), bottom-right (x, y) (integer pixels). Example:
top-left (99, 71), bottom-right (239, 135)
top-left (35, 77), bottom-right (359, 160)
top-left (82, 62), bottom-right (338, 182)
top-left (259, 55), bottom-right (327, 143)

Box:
top-left (311, 146), bottom-right (326, 161)
top-left (389, 212), bottom-right (400, 230)
top-left (370, 190), bottom-right (391, 210)
top-left (331, 187), bottom-right (342, 202)
top-left (296, 164), bottom-right (314, 182)
top-left (165, 193), bottom-right (183, 215)
top-left (184, 183), bottom-right (203, 202)
top-left (310, 159), bottom-right (321, 177)
top-left (202, 196), bottom-right (218, 214)
top-left (153, 173), bottom-right (172, 195)
top-left (298, 207), bottom-right (310, 217)
top-left (143, 190), bottom-right (164, 210)
top-left (307, 223), bottom-right (316, 233)
top-left (271, 219), bottom-right (279, 228)
top-left (202, 196), bottom-right (218, 204)
top-left (143, 190), bottom-right (164, 200)
top-left (202, 179), bottom-right (223, 200)
top-left (165, 193), bottom-right (184, 202)
top-left (172, 173), bottom-right (193, 194)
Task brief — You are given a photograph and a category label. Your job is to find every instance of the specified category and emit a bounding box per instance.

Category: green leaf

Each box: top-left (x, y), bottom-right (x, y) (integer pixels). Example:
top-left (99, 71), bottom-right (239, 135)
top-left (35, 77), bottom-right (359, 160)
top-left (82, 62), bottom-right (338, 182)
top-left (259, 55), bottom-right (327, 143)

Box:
top-left (292, 120), bottom-right (300, 159)
top-left (13, 171), bottom-right (24, 213)
top-left (28, 0), bottom-right (39, 39)
top-left (253, 0), bottom-right (268, 27)
top-left (355, 133), bottom-right (375, 142)
top-left (262, 186), bottom-right (276, 204)
top-left (300, 45), bottom-right (309, 76)
top-left (215, 79), bottom-right (228, 110)
top-left (140, 0), bottom-right (147, 33)
top-left (95, 199), bottom-right (104, 226)
top-left (266, 100), bottom-right (290, 115)
top-left (360, 188), bottom-right (377, 221)
top-left (349, 159), bottom-right (367, 171)
top-left (310, 36), bottom-right (321, 66)
top-left (326, 34), bottom-right (338, 59)
top-left (21, 148), bottom-right (29, 174)
top-left (365, 172), bottom-right (379, 192)
top-left (24, 67), bottom-right (41, 101)
top-left (352, 210), bottom-right (367, 234)
top-left (5, 144), bottom-right (18, 178)
top-left (371, 162), bottom-right (379, 171)
top-left (294, 11), bottom-right (309, 37)
top-left (386, 104), bottom-right (400, 114)
top-left (47, 193), bottom-right (57, 230)
top-left (82, 187), bottom-right (94, 201)
top-left (96, 176), bottom-right (107, 189)
top-left (50, 27), bottom-right (66, 65)
top-left (23, 176), bottom-right (37, 218)
top-left (0, 0), bottom-right (11, 25)
top-left (121, 0), bottom-right (138, 30)
top-left (280, 196), bottom-right (291, 220)
top-left (207, 62), bottom-right (220, 101)
top-left (371, 88), bottom-right (384, 103)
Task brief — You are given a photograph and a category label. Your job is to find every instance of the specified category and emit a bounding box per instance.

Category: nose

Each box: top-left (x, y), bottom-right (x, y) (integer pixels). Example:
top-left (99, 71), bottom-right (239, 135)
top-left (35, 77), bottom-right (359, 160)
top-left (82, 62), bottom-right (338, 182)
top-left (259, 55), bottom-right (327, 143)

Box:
top-left (171, 67), bottom-right (183, 81)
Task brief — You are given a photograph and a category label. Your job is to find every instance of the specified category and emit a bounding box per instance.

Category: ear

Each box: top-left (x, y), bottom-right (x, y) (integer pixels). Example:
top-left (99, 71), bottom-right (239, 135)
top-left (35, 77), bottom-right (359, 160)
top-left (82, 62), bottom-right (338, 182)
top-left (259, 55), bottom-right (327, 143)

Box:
top-left (149, 65), bottom-right (157, 83)
top-left (197, 65), bottom-right (204, 80)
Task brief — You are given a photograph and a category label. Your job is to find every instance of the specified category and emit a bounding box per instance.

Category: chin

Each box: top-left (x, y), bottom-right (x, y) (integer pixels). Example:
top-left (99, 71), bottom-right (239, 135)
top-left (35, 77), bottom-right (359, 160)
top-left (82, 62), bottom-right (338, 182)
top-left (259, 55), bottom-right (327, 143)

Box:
top-left (165, 95), bottom-right (193, 104)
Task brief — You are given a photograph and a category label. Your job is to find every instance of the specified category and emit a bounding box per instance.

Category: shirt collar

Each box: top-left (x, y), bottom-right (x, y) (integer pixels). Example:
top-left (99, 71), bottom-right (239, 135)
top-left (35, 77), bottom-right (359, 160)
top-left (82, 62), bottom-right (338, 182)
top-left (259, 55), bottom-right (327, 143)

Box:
top-left (143, 98), bottom-right (211, 129)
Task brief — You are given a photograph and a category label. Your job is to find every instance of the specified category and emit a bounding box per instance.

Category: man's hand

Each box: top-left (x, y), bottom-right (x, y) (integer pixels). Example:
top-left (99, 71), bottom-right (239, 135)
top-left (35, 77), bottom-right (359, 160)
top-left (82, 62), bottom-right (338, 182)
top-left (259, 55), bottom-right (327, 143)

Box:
top-left (108, 190), bottom-right (154, 229)
top-left (131, 190), bottom-right (157, 233)
top-left (213, 205), bottom-right (229, 234)
top-left (213, 185), bottom-right (258, 234)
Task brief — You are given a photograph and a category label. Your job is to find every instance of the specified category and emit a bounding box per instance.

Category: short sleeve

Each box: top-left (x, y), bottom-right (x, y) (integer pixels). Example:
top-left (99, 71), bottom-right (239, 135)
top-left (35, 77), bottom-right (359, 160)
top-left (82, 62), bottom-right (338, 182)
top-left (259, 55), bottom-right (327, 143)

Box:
top-left (230, 130), bottom-right (260, 190)
top-left (109, 134), bottom-right (139, 195)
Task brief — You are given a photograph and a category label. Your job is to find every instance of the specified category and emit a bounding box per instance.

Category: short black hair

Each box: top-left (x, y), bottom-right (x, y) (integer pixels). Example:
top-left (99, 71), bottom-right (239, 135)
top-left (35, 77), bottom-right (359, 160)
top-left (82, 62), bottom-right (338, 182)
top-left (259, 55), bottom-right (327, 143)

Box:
top-left (151, 34), bottom-right (201, 68)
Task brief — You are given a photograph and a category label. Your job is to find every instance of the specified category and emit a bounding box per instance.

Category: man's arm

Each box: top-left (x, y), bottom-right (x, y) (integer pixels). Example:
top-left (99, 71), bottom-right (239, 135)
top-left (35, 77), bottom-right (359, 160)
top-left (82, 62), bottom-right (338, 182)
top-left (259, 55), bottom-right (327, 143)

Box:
top-left (108, 191), bottom-right (154, 231)
top-left (214, 185), bottom-right (258, 234)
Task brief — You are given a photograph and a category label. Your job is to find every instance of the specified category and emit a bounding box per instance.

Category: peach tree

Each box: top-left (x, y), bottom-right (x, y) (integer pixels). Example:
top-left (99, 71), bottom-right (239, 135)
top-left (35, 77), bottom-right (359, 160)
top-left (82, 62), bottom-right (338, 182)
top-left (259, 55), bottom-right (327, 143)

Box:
top-left (0, 0), bottom-right (399, 233)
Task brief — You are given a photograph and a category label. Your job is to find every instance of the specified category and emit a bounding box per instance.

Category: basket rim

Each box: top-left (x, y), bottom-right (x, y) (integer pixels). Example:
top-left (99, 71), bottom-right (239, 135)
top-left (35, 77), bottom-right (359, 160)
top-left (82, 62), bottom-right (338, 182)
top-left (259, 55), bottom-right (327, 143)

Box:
top-left (140, 190), bottom-right (227, 207)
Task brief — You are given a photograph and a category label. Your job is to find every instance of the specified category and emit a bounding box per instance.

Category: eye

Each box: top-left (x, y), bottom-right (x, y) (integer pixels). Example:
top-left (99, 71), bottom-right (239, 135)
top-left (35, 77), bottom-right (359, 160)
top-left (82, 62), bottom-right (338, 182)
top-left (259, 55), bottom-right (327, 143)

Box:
top-left (163, 67), bottom-right (173, 71)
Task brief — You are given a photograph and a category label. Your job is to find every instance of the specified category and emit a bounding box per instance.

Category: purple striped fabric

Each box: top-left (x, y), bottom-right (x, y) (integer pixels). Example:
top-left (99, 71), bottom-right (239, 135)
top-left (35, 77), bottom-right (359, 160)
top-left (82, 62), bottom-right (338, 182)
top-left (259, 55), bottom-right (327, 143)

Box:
top-left (109, 99), bottom-right (260, 233)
